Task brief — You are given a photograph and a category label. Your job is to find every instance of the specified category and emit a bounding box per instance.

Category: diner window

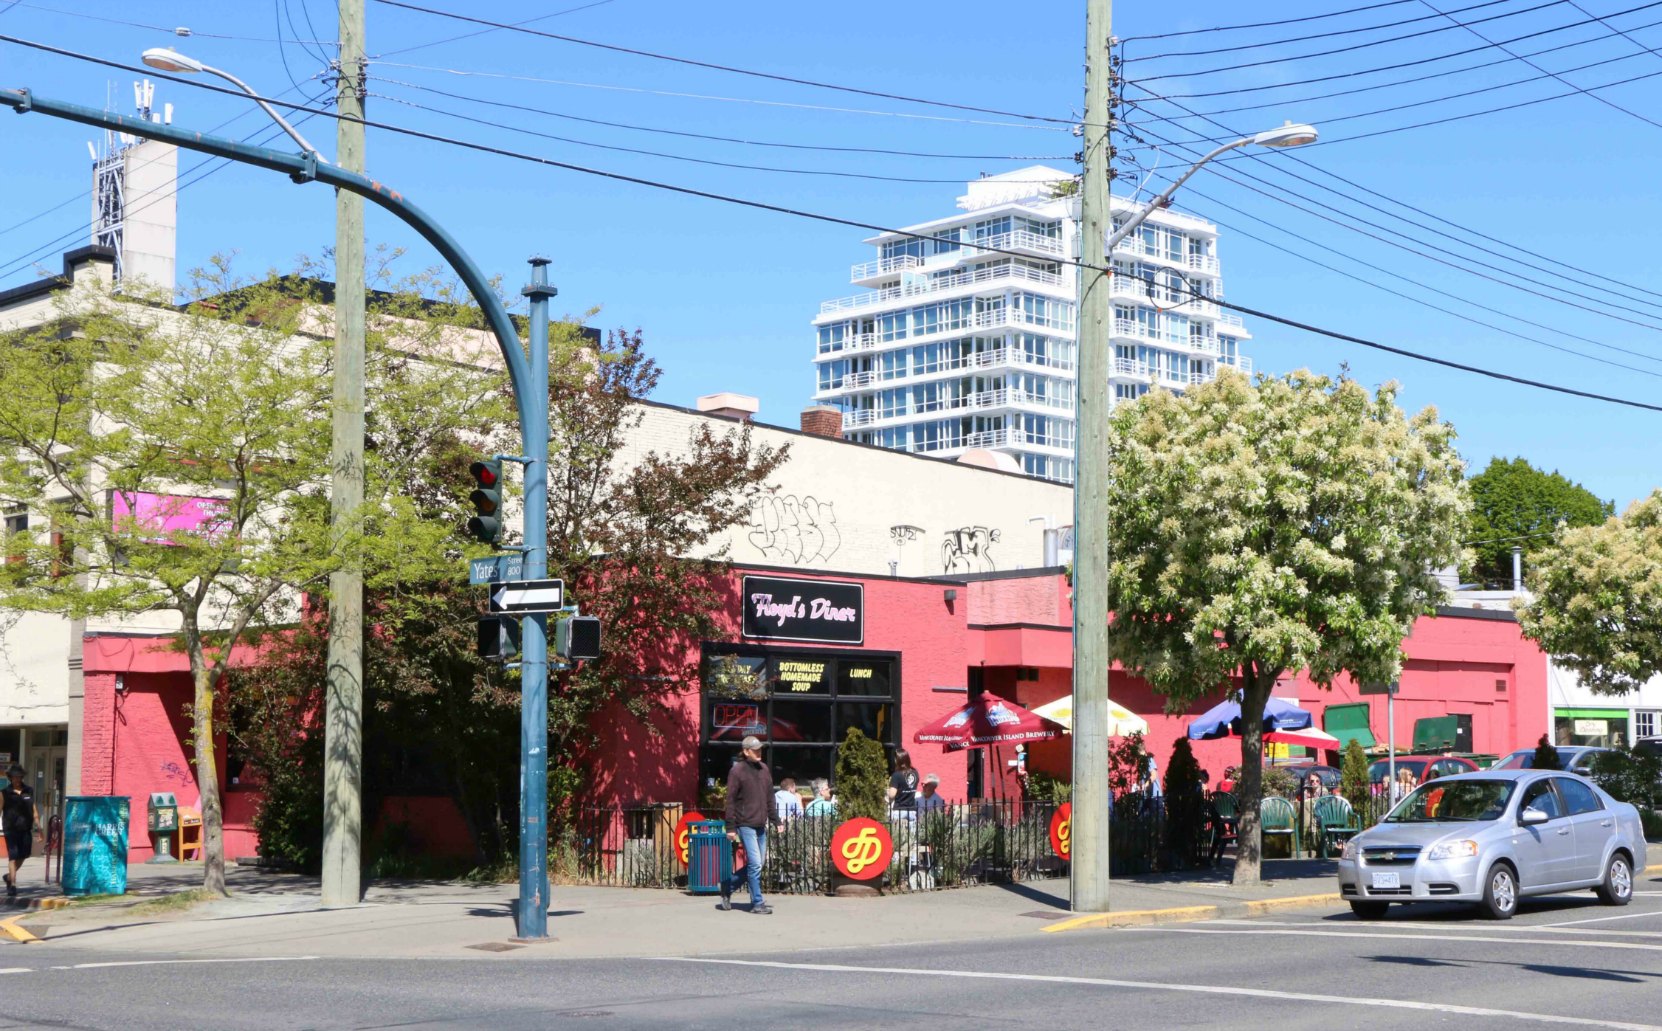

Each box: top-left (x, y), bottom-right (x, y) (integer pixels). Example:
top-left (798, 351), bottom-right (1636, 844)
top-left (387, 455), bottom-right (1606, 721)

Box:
top-left (699, 646), bottom-right (899, 791)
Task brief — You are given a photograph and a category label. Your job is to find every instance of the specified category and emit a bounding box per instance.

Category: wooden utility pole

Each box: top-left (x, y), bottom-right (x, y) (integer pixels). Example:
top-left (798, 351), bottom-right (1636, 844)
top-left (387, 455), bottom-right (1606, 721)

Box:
top-left (322, 0), bottom-right (366, 908)
top-left (1071, 0), bottom-right (1113, 913)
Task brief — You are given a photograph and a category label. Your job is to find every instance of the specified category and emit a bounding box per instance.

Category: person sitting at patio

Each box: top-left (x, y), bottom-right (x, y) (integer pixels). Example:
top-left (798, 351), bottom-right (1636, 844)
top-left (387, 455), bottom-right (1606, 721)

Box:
top-left (1218, 766), bottom-right (1238, 794)
top-left (916, 773), bottom-right (947, 815)
top-left (1299, 772), bottom-right (1325, 850)
top-left (1421, 768), bottom-right (1446, 817)
top-left (803, 778), bottom-right (837, 818)
top-left (1392, 767), bottom-right (1417, 803)
top-left (773, 777), bottom-right (803, 824)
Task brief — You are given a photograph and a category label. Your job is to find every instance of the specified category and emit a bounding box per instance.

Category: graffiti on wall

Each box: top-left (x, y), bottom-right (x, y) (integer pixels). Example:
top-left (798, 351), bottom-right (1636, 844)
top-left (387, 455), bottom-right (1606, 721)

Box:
top-left (942, 526), bottom-right (1000, 573)
top-left (748, 494), bottom-right (842, 564)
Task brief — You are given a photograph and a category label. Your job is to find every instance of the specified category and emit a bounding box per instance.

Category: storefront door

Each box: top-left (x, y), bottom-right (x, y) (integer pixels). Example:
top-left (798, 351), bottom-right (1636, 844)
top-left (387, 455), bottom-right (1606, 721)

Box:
top-left (27, 728), bottom-right (67, 818)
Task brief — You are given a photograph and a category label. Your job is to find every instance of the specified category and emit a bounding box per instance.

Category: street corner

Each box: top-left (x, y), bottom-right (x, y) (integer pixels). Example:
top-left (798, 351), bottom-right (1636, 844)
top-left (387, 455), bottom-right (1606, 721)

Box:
top-left (1040, 904), bottom-right (1219, 934)
top-left (1239, 892), bottom-right (1342, 916)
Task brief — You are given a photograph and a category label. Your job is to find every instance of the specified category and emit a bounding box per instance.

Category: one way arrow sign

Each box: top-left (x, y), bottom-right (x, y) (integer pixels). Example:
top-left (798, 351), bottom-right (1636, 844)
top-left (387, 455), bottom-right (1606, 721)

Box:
top-left (489, 578), bottom-right (565, 615)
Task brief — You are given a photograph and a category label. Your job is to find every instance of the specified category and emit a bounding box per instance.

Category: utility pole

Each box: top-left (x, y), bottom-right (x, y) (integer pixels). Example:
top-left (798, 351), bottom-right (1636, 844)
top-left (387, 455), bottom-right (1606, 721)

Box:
top-left (322, 0), bottom-right (367, 909)
top-left (1070, 0), bottom-right (1113, 913)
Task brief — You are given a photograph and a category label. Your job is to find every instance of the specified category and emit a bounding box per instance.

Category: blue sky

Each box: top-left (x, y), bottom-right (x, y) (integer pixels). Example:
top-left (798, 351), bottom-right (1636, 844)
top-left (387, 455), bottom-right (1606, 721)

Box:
top-left (3, 1), bottom-right (1661, 508)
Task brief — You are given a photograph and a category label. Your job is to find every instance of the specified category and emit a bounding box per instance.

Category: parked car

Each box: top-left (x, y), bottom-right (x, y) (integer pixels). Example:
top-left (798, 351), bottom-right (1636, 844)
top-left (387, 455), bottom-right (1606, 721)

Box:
top-left (1337, 769), bottom-right (1647, 920)
top-left (1367, 755), bottom-right (1479, 786)
top-left (1634, 738), bottom-right (1662, 761)
top-left (1492, 745), bottom-right (1613, 775)
top-left (1269, 762), bottom-right (1341, 794)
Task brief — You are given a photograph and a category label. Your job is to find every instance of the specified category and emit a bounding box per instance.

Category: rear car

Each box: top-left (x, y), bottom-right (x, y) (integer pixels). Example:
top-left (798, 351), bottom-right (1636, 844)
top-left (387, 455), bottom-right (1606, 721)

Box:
top-left (1337, 770), bottom-right (1646, 920)
top-left (1367, 755), bottom-right (1479, 786)
top-left (1492, 745), bottom-right (1612, 775)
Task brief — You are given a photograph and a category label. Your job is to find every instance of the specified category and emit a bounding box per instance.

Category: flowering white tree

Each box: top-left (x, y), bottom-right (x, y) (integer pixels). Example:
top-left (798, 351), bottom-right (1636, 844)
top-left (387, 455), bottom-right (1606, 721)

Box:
top-left (1104, 369), bottom-right (1468, 884)
top-left (1516, 491), bottom-right (1662, 694)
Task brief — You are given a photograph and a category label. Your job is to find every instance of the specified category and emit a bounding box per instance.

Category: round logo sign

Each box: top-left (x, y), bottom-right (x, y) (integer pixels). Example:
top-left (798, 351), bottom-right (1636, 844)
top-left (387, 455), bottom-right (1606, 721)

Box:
top-left (1049, 802), bottom-right (1072, 860)
top-left (673, 810), bottom-right (706, 869)
top-left (830, 817), bottom-right (895, 881)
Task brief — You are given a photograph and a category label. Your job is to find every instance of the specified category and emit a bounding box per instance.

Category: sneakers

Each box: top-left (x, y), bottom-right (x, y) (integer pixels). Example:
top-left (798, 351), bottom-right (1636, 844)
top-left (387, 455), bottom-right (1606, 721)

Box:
top-left (717, 880), bottom-right (731, 912)
top-left (750, 903), bottom-right (773, 915)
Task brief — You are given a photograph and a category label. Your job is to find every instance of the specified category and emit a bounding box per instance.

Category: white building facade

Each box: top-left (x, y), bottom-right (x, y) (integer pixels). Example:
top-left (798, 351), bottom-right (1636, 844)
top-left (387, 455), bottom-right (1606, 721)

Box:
top-left (811, 166), bottom-right (1253, 483)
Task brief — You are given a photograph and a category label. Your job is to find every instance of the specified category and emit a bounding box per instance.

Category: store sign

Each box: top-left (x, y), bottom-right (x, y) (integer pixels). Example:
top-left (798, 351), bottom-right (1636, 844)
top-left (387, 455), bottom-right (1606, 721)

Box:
top-left (775, 658), bottom-right (830, 694)
top-left (711, 703), bottom-right (765, 736)
top-left (1049, 802), bottom-right (1072, 860)
top-left (741, 575), bottom-right (863, 645)
top-left (831, 817), bottom-right (893, 880)
top-left (674, 810), bottom-right (706, 868)
top-left (1574, 719), bottom-right (1609, 737)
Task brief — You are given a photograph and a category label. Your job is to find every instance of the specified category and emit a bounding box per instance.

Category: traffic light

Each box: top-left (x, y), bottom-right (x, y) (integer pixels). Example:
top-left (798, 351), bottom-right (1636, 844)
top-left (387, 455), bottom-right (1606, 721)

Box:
top-left (556, 614), bottom-right (602, 661)
top-left (468, 459), bottom-right (503, 545)
top-left (477, 615), bottom-right (521, 662)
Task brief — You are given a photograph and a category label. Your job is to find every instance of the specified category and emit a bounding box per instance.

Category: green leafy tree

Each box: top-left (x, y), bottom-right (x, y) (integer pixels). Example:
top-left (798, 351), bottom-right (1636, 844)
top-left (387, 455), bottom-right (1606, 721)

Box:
top-left (1516, 492), bottom-right (1662, 694)
top-left (1465, 457), bottom-right (1611, 586)
top-left (1531, 733), bottom-right (1562, 771)
top-left (834, 728), bottom-right (889, 824)
top-left (1340, 740), bottom-right (1372, 819)
top-left (1104, 369), bottom-right (1467, 884)
top-left (1109, 731), bottom-right (1152, 798)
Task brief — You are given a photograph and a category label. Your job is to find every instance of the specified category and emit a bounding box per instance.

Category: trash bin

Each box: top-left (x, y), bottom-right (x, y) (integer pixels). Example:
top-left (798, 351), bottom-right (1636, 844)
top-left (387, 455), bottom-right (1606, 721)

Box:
top-left (62, 796), bottom-right (130, 897)
top-left (146, 792), bottom-right (179, 864)
top-left (687, 820), bottom-right (730, 895)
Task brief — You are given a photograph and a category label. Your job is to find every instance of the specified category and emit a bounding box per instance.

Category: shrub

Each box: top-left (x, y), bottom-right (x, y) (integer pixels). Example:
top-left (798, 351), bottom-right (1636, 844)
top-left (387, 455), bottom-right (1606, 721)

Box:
top-left (1532, 734), bottom-right (1562, 771)
top-left (835, 727), bottom-right (890, 824)
top-left (1641, 809), bottom-right (1662, 842)
top-left (1027, 772), bottom-right (1072, 805)
top-left (1261, 766), bottom-right (1298, 799)
top-left (1588, 746), bottom-right (1662, 810)
top-left (1341, 739), bottom-right (1372, 815)
top-left (1162, 738), bottom-right (1208, 869)
top-left (1109, 731), bottom-right (1153, 798)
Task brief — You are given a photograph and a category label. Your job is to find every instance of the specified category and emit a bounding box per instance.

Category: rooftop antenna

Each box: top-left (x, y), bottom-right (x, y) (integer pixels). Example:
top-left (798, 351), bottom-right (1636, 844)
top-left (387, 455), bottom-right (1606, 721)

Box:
top-left (92, 78), bottom-right (175, 284)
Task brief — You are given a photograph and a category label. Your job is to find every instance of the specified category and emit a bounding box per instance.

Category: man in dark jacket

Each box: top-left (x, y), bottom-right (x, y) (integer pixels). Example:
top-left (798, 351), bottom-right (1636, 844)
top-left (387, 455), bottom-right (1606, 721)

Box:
top-left (722, 735), bottom-right (773, 914)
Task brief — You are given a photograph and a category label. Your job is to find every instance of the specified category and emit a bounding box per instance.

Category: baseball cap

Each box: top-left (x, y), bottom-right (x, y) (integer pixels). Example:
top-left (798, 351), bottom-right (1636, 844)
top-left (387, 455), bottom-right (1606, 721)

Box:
top-left (741, 735), bottom-right (762, 751)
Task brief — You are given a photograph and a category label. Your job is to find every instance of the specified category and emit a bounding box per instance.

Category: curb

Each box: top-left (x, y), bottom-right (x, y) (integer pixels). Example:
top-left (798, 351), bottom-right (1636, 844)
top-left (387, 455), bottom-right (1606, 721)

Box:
top-left (1042, 904), bottom-right (1218, 933)
top-left (1241, 892), bottom-right (1341, 915)
top-left (2, 896), bottom-right (70, 912)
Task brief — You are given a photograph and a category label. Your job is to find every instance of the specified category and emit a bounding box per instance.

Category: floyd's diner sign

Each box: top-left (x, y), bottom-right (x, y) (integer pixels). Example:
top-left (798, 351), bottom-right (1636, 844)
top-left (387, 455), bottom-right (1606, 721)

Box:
top-left (741, 575), bottom-right (863, 645)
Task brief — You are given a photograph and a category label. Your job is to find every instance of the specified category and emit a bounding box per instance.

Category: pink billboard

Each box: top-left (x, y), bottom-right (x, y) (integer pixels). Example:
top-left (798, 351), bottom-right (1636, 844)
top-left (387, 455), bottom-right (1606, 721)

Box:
top-left (110, 491), bottom-right (230, 544)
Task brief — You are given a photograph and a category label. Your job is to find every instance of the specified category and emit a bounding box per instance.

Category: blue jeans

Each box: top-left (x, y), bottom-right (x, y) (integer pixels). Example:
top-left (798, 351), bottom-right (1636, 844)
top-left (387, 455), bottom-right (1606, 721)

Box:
top-left (725, 825), bottom-right (767, 908)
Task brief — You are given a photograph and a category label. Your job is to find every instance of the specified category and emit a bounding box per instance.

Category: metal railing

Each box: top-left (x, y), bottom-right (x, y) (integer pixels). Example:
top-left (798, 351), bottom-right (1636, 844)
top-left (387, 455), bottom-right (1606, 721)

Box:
top-left (820, 262), bottom-right (1067, 314)
top-left (840, 386), bottom-right (1075, 428)
top-left (850, 255), bottom-right (921, 281)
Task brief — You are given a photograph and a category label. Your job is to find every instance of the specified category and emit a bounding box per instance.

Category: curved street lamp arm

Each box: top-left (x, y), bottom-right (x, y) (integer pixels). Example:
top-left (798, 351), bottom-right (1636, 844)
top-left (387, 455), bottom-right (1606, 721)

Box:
top-left (195, 63), bottom-right (327, 163)
top-left (1103, 137), bottom-right (1252, 253)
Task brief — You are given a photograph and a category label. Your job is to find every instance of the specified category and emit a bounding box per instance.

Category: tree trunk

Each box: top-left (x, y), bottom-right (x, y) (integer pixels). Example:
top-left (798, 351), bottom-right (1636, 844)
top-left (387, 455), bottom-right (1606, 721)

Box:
top-left (188, 644), bottom-right (228, 896)
top-left (1230, 667), bottom-right (1279, 886)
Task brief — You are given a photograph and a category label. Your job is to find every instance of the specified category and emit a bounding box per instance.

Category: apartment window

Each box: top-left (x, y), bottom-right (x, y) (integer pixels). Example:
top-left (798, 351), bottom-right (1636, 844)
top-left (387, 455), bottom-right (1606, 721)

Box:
top-left (877, 312), bottom-right (907, 343)
top-left (817, 323), bottom-right (847, 354)
top-left (1637, 710), bottom-right (1659, 740)
top-left (879, 350), bottom-right (907, 381)
top-left (973, 216), bottom-right (1012, 241)
top-left (3, 509), bottom-right (26, 565)
top-left (912, 304), bottom-right (940, 338)
top-left (941, 298), bottom-right (973, 332)
top-left (1017, 217), bottom-right (1061, 239)
top-left (876, 388), bottom-right (908, 419)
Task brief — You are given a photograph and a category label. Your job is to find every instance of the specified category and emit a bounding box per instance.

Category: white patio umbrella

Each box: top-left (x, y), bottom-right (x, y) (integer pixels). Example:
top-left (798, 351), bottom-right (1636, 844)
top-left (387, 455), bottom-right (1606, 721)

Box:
top-left (1031, 695), bottom-right (1149, 737)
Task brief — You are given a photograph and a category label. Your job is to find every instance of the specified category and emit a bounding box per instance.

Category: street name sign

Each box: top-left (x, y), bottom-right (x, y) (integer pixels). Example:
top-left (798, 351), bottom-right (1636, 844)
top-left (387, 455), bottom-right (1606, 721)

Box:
top-left (469, 554), bottom-right (525, 585)
top-left (490, 578), bottom-right (565, 615)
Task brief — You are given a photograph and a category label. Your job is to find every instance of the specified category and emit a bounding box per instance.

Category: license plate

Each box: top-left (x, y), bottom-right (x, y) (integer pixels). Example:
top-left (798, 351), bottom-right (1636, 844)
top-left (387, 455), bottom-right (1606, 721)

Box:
top-left (1371, 872), bottom-right (1400, 889)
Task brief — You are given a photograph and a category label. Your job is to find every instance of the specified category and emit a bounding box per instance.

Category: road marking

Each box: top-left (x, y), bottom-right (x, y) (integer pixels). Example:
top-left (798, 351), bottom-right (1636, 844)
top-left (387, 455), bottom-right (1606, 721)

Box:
top-left (0, 968), bottom-right (29, 974)
top-left (1119, 925), bottom-right (1662, 953)
top-left (1538, 911), bottom-right (1662, 928)
top-left (660, 957), bottom-right (1662, 1030)
top-left (1214, 918), bottom-right (1662, 940)
top-left (48, 956), bottom-right (320, 971)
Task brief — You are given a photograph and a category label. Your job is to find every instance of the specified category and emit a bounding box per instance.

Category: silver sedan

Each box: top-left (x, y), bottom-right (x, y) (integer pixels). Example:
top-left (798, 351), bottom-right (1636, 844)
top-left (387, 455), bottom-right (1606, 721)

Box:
top-left (1337, 769), bottom-right (1647, 919)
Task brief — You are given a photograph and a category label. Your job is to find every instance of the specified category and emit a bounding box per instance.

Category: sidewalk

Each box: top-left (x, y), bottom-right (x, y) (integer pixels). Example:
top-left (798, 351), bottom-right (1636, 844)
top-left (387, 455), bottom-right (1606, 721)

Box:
top-left (3, 857), bottom-right (1349, 960)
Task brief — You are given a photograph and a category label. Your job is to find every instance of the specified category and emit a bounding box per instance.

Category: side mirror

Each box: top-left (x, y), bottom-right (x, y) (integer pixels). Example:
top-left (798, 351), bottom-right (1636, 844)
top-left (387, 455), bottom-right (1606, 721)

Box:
top-left (1519, 806), bottom-right (1549, 826)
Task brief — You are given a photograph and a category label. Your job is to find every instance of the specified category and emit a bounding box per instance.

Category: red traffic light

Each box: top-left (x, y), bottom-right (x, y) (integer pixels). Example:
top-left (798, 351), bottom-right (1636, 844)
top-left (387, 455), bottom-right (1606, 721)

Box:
top-left (469, 460), bottom-right (499, 488)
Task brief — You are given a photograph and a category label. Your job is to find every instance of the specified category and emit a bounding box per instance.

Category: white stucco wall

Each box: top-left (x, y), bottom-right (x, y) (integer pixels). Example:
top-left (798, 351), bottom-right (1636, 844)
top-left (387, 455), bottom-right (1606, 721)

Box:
top-left (0, 610), bottom-right (70, 725)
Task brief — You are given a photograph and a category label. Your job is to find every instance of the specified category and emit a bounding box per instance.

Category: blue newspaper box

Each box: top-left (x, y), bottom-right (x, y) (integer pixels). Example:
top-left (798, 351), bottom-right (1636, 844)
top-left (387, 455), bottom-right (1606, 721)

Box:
top-left (687, 820), bottom-right (730, 895)
top-left (62, 796), bottom-right (131, 896)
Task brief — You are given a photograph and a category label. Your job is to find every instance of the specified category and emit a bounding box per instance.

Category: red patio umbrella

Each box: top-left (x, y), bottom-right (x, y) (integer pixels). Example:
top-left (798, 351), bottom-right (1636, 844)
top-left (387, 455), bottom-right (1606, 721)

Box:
top-left (913, 693), bottom-right (1067, 747)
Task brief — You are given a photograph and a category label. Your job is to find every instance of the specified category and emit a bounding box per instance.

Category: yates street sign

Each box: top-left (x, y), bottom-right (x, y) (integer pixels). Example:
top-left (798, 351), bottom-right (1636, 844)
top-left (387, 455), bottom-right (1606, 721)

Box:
top-left (469, 554), bottom-right (525, 585)
top-left (490, 578), bottom-right (565, 615)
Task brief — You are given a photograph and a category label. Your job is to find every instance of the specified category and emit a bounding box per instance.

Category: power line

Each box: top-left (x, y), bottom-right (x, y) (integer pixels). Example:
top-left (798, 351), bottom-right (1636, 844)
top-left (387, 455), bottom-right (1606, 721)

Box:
top-left (1150, 0), bottom-right (1662, 99)
top-left (1134, 0), bottom-right (1571, 81)
top-left (375, 0), bottom-right (620, 59)
top-left (369, 0), bottom-right (1078, 125)
top-left (7, 37), bottom-right (1661, 416)
top-left (372, 76), bottom-right (1074, 161)
top-left (369, 60), bottom-right (1074, 131)
top-left (1123, 0), bottom-right (1419, 41)
top-left (1, 0), bottom-right (335, 42)
top-left (1137, 0), bottom-right (1531, 61)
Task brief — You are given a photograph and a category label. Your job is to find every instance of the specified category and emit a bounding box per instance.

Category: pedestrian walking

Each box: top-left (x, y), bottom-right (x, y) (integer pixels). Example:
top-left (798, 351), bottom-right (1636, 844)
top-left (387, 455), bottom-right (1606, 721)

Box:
top-left (3, 766), bottom-right (40, 898)
top-left (720, 736), bottom-right (773, 915)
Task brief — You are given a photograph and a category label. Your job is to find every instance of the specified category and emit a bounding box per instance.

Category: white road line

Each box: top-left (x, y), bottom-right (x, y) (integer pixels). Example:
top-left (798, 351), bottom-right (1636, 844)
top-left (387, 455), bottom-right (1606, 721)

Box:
top-left (1214, 917), bottom-right (1662, 940)
top-left (1539, 911), bottom-right (1662, 927)
top-left (660, 957), bottom-right (1662, 1031)
top-left (48, 956), bottom-right (321, 971)
top-left (1120, 926), bottom-right (1662, 952)
top-left (0, 968), bottom-right (29, 974)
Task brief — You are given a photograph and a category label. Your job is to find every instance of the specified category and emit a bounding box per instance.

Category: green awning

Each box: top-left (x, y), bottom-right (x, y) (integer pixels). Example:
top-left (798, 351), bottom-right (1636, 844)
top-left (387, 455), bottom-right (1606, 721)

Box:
top-left (1328, 726), bottom-right (1377, 749)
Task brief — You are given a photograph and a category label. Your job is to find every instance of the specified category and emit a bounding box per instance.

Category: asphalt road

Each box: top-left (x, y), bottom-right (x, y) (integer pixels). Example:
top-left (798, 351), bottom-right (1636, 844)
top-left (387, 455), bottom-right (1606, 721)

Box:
top-left (4, 877), bottom-right (1662, 1030)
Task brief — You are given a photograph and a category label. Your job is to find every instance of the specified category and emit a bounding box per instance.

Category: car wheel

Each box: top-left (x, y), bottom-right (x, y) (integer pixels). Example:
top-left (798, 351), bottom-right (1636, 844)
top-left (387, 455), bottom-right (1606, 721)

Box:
top-left (1596, 854), bottom-right (1633, 906)
top-left (1349, 900), bottom-right (1389, 920)
top-left (1479, 863), bottom-right (1517, 920)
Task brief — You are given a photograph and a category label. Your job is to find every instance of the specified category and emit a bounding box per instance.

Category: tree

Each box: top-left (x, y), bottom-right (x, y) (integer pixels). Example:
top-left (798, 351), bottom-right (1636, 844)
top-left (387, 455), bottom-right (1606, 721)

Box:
top-left (1531, 734), bottom-right (1562, 771)
top-left (1340, 740), bottom-right (1371, 818)
top-left (1104, 369), bottom-right (1467, 884)
top-left (1465, 457), bottom-right (1611, 587)
top-left (1515, 491), bottom-right (1662, 694)
top-left (1161, 737), bottom-right (1207, 868)
top-left (0, 264), bottom-right (496, 893)
top-left (834, 728), bottom-right (889, 824)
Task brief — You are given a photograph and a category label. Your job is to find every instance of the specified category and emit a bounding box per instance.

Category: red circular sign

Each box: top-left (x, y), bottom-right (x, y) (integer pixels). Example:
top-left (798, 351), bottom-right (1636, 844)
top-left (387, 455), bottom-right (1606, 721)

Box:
top-left (830, 817), bottom-right (894, 881)
top-left (674, 810), bottom-right (706, 868)
top-left (1049, 802), bottom-right (1072, 860)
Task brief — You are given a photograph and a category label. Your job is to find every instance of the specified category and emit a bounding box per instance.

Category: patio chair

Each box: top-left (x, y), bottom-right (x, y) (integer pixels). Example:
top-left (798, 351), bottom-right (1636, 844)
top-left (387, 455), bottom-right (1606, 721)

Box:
top-left (1259, 796), bottom-right (1299, 858)
top-left (1208, 792), bottom-right (1238, 861)
top-left (1312, 795), bottom-right (1358, 859)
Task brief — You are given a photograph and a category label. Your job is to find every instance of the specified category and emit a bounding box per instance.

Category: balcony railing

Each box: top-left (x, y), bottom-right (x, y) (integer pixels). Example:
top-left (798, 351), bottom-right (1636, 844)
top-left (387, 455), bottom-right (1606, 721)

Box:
top-left (820, 261), bottom-right (1067, 315)
top-left (964, 230), bottom-right (1065, 257)
top-left (1187, 253), bottom-right (1221, 274)
top-left (817, 347), bottom-right (1076, 397)
top-left (1112, 357), bottom-right (1153, 378)
top-left (825, 307), bottom-right (1071, 357)
top-left (840, 386), bottom-right (1074, 428)
top-left (1219, 312), bottom-right (1247, 330)
top-left (849, 254), bottom-right (922, 281)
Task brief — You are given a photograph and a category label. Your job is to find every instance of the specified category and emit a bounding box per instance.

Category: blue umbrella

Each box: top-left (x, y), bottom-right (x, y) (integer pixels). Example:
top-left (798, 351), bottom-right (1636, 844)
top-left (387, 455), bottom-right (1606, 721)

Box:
top-left (1187, 696), bottom-right (1313, 740)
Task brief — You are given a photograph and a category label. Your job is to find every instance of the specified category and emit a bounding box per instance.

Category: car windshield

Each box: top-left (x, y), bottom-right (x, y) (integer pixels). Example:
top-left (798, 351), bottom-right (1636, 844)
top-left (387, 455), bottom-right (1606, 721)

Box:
top-left (1369, 759), bottom-right (1427, 781)
top-left (1493, 750), bottom-right (1562, 770)
top-left (1385, 779), bottom-right (1515, 822)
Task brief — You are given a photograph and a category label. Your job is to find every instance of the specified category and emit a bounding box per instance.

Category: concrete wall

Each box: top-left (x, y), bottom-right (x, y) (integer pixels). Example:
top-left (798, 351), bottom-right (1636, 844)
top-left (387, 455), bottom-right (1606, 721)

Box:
top-left (617, 402), bottom-right (1073, 578)
top-left (0, 611), bottom-right (70, 726)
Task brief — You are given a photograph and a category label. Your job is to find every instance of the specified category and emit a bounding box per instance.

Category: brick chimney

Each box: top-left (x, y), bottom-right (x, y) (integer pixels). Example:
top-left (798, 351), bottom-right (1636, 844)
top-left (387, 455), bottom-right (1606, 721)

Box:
top-left (800, 405), bottom-right (842, 438)
top-left (695, 392), bottom-right (759, 422)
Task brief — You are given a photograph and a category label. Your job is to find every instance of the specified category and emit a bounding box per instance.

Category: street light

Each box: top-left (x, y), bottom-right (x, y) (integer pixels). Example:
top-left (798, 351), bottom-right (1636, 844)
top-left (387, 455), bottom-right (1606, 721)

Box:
top-left (1105, 122), bottom-right (1317, 251)
top-left (141, 47), bottom-right (326, 162)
